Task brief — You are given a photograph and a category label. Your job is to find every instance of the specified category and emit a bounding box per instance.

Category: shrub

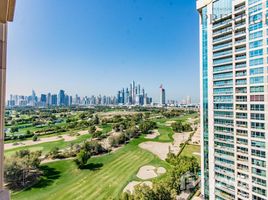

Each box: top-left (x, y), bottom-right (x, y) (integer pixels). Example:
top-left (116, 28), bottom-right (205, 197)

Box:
top-left (32, 134), bottom-right (38, 141)
top-left (74, 150), bottom-right (91, 169)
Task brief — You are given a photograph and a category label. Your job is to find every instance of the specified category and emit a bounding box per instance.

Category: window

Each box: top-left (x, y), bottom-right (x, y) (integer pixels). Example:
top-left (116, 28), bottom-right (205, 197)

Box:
top-left (214, 79), bottom-right (233, 87)
top-left (214, 95), bottom-right (233, 102)
top-left (251, 113), bottom-right (265, 120)
top-left (249, 6), bottom-right (262, 16)
top-left (250, 49), bottom-right (263, 57)
top-left (249, 0), bottom-right (262, 6)
top-left (251, 131), bottom-right (265, 139)
top-left (250, 58), bottom-right (263, 66)
top-left (253, 177), bottom-right (266, 187)
top-left (250, 76), bottom-right (264, 84)
top-left (249, 22), bottom-right (263, 32)
top-left (250, 67), bottom-right (263, 75)
top-left (214, 87), bottom-right (233, 94)
top-left (252, 158), bottom-right (266, 167)
top-left (252, 140), bottom-right (265, 149)
top-left (250, 95), bottom-right (264, 102)
top-left (250, 86), bottom-right (264, 93)
top-left (252, 150), bottom-right (266, 158)
top-left (253, 186), bottom-right (266, 196)
top-left (249, 13), bottom-right (263, 23)
top-left (250, 104), bottom-right (264, 111)
top-left (251, 122), bottom-right (265, 130)
top-left (250, 40), bottom-right (263, 49)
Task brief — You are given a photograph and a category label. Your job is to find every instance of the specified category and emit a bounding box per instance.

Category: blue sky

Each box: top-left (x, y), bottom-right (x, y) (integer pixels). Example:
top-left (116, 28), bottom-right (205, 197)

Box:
top-left (7, 0), bottom-right (199, 102)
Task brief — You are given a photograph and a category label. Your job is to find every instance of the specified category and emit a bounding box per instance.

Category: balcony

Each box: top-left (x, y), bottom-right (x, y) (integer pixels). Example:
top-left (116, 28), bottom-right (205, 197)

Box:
top-left (213, 43), bottom-right (233, 51)
top-left (213, 34), bottom-right (232, 44)
top-left (235, 62), bottom-right (247, 69)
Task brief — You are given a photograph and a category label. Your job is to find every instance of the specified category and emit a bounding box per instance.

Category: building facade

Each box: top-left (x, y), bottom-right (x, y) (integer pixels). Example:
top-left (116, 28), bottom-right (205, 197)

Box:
top-left (197, 0), bottom-right (268, 199)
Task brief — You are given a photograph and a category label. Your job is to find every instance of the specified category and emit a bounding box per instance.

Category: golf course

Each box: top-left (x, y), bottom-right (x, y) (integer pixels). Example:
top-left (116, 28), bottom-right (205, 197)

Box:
top-left (4, 108), bottom-right (200, 200)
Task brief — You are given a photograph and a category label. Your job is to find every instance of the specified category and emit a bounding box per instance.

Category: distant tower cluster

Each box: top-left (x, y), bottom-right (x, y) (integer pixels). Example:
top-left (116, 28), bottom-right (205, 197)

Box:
top-left (116, 81), bottom-right (152, 106)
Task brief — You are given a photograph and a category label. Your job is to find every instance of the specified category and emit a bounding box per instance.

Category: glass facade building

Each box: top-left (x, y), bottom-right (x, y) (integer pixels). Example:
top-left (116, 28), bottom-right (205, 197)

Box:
top-left (197, 0), bottom-right (268, 199)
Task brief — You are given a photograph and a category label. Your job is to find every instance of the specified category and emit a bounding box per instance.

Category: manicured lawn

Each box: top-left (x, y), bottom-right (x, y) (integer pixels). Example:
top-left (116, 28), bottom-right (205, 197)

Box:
top-left (180, 144), bottom-right (201, 164)
top-left (4, 134), bottom-right (91, 157)
top-left (154, 125), bottom-right (174, 142)
top-left (11, 138), bottom-right (169, 200)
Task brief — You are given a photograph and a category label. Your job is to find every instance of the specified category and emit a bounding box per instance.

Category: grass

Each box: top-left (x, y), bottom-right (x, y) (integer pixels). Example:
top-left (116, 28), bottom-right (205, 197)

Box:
top-left (153, 113), bottom-right (198, 125)
top-left (154, 125), bottom-right (174, 142)
top-left (99, 123), bottom-right (112, 133)
top-left (9, 116), bottom-right (198, 200)
top-left (11, 138), bottom-right (169, 200)
top-left (180, 144), bottom-right (201, 164)
top-left (4, 134), bottom-right (91, 157)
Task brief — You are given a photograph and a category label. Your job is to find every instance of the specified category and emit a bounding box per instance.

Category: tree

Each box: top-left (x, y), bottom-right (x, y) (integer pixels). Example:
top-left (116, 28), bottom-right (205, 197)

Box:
top-left (26, 130), bottom-right (31, 135)
top-left (10, 127), bottom-right (18, 133)
top-left (83, 141), bottom-right (106, 155)
top-left (88, 126), bottom-right (96, 134)
top-left (4, 150), bottom-right (42, 189)
top-left (171, 121), bottom-right (193, 133)
top-left (92, 115), bottom-right (100, 125)
top-left (139, 121), bottom-right (157, 134)
top-left (48, 147), bottom-right (61, 159)
top-left (171, 121), bottom-right (183, 132)
top-left (75, 150), bottom-right (91, 168)
top-left (32, 134), bottom-right (38, 141)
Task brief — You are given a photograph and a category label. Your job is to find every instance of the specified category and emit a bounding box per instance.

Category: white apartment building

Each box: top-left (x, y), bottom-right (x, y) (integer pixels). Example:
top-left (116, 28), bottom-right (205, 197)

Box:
top-left (197, 0), bottom-right (268, 199)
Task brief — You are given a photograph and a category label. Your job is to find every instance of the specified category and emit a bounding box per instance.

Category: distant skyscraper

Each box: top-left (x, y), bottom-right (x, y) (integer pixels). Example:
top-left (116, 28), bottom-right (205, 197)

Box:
top-left (160, 85), bottom-right (166, 106)
top-left (125, 88), bottom-right (129, 104)
top-left (40, 94), bottom-right (47, 106)
top-left (51, 94), bottom-right (57, 106)
top-left (64, 95), bottom-right (70, 106)
top-left (58, 90), bottom-right (65, 106)
top-left (31, 90), bottom-right (36, 106)
top-left (132, 80), bottom-right (136, 104)
top-left (47, 93), bottom-right (52, 106)
top-left (122, 88), bottom-right (125, 104)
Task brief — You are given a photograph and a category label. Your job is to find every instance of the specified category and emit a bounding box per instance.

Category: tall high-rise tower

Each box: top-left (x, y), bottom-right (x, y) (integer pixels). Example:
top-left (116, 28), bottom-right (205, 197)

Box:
top-left (58, 90), bottom-right (65, 106)
top-left (197, 0), bottom-right (268, 199)
top-left (160, 84), bottom-right (165, 106)
top-left (31, 90), bottom-right (36, 106)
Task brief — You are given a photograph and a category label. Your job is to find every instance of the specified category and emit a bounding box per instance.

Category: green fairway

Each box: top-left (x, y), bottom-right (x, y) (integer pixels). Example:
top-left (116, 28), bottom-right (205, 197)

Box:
top-left (180, 144), bottom-right (201, 163)
top-left (5, 134), bottom-right (91, 157)
top-left (11, 138), bottom-right (169, 200)
top-left (154, 125), bottom-right (173, 142)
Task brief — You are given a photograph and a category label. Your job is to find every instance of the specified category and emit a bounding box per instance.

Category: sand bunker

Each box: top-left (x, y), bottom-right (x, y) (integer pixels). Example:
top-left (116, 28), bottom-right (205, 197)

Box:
top-left (136, 165), bottom-right (166, 180)
top-left (165, 121), bottom-right (176, 126)
top-left (145, 130), bottom-right (160, 139)
top-left (139, 132), bottom-right (190, 160)
top-left (157, 167), bottom-right (166, 174)
top-left (137, 166), bottom-right (158, 180)
top-left (123, 181), bottom-right (152, 194)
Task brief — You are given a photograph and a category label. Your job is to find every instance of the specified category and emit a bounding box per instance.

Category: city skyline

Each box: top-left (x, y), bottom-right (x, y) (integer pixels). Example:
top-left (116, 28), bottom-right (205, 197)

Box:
top-left (6, 0), bottom-right (199, 102)
top-left (7, 83), bottom-right (195, 107)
